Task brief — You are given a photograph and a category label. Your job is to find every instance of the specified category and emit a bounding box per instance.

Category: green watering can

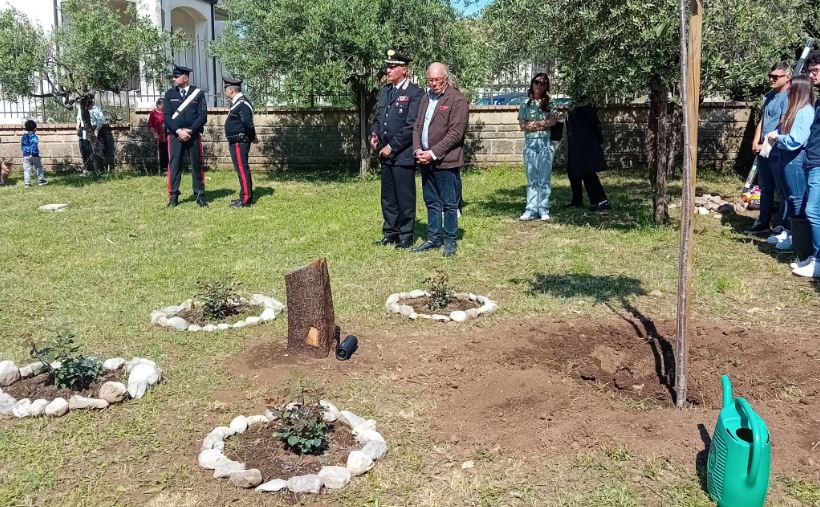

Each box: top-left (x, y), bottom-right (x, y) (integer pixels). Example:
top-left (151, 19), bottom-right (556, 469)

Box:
top-left (707, 375), bottom-right (771, 507)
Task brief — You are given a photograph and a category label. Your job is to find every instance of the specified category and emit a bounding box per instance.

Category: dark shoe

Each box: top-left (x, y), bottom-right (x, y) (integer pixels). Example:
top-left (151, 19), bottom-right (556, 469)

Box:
top-left (230, 198), bottom-right (242, 206)
top-left (196, 198), bottom-right (209, 208)
top-left (590, 200), bottom-right (611, 211)
top-left (395, 239), bottom-right (414, 249)
top-left (167, 197), bottom-right (178, 208)
top-left (443, 243), bottom-right (456, 257)
top-left (230, 201), bottom-right (251, 208)
top-left (744, 221), bottom-right (771, 235)
top-left (411, 240), bottom-right (442, 253)
top-left (375, 237), bottom-right (398, 246)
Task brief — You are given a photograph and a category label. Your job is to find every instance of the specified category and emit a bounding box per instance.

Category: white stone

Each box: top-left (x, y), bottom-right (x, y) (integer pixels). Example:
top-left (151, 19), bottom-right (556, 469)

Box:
top-left (287, 474), bottom-right (323, 494)
top-left (198, 448), bottom-right (229, 469)
top-left (256, 479), bottom-right (288, 492)
top-left (217, 323), bottom-right (231, 331)
top-left (45, 397), bottom-right (69, 417)
top-left (187, 324), bottom-right (202, 332)
top-left (362, 440), bottom-right (388, 461)
top-left (179, 299), bottom-right (193, 312)
top-left (346, 451), bottom-right (374, 476)
top-left (318, 466), bottom-right (350, 489)
top-left (409, 312), bottom-right (418, 320)
top-left (264, 409), bottom-right (277, 422)
top-left (202, 324), bottom-right (217, 332)
top-left (167, 316), bottom-right (188, 331)
top-left (150, 311), bottom-right (166, 325)
top-left (127, 362), bottom-right (161, 399)
top-left (260, 308), bottom-right (277, 321)
top-left (24, 361), bottom-right (47, 376)
top-left (431, 314), bottom-right (451, 322)
top-left (696, 207), bottom-right (709, 215)
top-left (338, 410), bottom-right (366, 428)
top-left (399, 304), bottom-right (415, 317)
top-left (246, 414), bottom-right (270, 426)
top-left (386, 302), bottom-right (401, 314)
top-left (38, 203), bottom-right (69, 212)
top-left (19, 366), bottom-right (33, 378)
top-left (476, 295), bottom-right (489, 304)
top-left (386, 293), bottom-right (400, 305)
top-left (409, 289), bottom-right (427, 298)
top-left (398, 291), bottom-right (410, 299)
top-left (244, 316), bottom-right (261, 326)
top-left (29, 399), bottom-right (48, 417)
top-left (102, 358), bottom-right (126, 371)
top-left (99, 381), bottom-right (128, 404)
top-left (229, 468), bottom-right (263, 488)
top-left (229, 415), bottom-right (248, 434)
top-left (249, 293), bottom-right (275, 307)
top-left (479, 302), bottom-right (498, 314)
top-left (161, 305), bottom-right (181, 316)
top-left (201, 430), bottom-right (226, 451)
top-left (468, 293), bottom-right (477, 301)
top-left (50, 361), bottom-right (62, 370)
top-left (450, 311), bottom-right (468, 322)
top-left (125, 357), bottom-right (157, 373)
top-left (352, 426), bottom-right (385, 446)
top-left (232, 320), bottom-right (247, 328)
top-left (213, 460), bottom-right (246, 478)
top-left (156, 317), bottom-right (169, 327)
top-left (319, 400), bottom-right (339, 422)
top-left (13, 398), bottom-right (32, 418)
top-left (0, 361), bottom-right (20, 387)
top-left (68, 395), bottom-right (109, 410)
top-left (209, 426), bottom-right (236, 439)
top-left (465, 308), bottom-right (481, 318)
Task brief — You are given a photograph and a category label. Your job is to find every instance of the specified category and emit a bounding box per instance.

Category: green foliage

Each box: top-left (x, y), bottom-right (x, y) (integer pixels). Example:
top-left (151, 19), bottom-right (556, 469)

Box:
top-left (424, 273), bottom-right (454, 311)
top-left (0, 9), bottom-right (48, 99)
top-left (28, 330), bottom-right (102, 390)
top-left (271, 401), bottom-right (329, 455)
top-left (196, 279), bottom-right (240, 322)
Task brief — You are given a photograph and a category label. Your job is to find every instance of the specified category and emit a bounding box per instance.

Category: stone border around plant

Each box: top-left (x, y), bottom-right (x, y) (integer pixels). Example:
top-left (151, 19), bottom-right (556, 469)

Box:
top-left (150, 294), bottom-right (284, 332)
top-left (0, 357), bottom-right (161, 419)
top-left (197, 401), bottom-right (388, 493)
top-left (385, 290), bottom-right (498, 322)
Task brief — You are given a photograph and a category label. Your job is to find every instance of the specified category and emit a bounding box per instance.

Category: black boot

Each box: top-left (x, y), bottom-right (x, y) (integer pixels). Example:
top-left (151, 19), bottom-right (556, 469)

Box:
top-left (167, 196), bottom-right (179, 208)
top-left (411, 240), bottom-right (442, 253)
top-left (443, 242), bottom-right (456, 257)
top-left (196, 197), bottom-right (209, 208)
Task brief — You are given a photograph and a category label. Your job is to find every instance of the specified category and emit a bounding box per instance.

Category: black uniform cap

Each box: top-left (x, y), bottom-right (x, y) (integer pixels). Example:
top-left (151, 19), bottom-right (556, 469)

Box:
top-left (172, 65), bottom-right (193, 77)
top-left (222, 75), bottom-right (243, 88)
top-left (384, 49), bottom-right (411, 65)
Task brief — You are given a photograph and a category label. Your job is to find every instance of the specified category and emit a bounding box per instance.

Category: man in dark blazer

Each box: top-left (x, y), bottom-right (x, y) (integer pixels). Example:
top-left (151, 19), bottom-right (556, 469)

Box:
top-left (223, 75), bottom-right (257, 208)
top-left (163, 64), bottom-right (209, 208)
top-left (566, 103), bottom-right (610, 210)
top-left (370, 49), bottom-right (424, 248)
top-left (411, 62), bottom-right (469, 257)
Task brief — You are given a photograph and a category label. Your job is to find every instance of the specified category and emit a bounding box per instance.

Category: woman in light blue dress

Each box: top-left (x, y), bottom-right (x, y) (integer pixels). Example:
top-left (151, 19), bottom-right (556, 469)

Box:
top-left (518, 73), bottom-right (558, 220)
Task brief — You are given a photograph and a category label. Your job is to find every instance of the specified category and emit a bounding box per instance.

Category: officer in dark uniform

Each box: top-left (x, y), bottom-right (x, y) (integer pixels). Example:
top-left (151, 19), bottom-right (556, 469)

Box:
top-left (222, 76), bottom-right (257, 207)
top-left (369, 49), bottom-right (424, 249)
top-left (163, 64), bottom-right (209, 208)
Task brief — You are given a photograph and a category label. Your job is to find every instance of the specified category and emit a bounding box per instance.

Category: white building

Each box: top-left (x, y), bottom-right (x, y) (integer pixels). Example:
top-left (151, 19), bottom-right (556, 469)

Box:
top-left (0, 0), bottom-right (228, 122)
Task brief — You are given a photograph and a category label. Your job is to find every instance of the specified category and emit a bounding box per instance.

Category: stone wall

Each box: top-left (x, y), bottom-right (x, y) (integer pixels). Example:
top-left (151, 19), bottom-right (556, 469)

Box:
top-left (0, 104), bottom-right (756, 173)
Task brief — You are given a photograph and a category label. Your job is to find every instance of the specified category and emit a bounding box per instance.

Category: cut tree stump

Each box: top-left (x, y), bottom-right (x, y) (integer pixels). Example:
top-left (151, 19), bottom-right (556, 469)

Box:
top-left (285, 258), bottom-right (337, 358)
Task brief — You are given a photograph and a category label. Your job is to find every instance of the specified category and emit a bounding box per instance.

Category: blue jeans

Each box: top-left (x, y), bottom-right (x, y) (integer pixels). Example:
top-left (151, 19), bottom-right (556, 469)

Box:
top-left (804, 166), bottom-right (820, 258)
top-left (756, 154), bottom-right (778, 226)
top-left (421, 165), bottom-right (459, 245)
top-left (772, 149), bottom-right (808, 229)
top-left (523, 137), bottom-right (554, 215)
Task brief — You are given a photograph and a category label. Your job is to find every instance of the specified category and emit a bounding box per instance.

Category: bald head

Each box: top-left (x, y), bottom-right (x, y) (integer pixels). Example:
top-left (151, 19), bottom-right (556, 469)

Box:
top-left (427, 62), bottom-right (448, 94)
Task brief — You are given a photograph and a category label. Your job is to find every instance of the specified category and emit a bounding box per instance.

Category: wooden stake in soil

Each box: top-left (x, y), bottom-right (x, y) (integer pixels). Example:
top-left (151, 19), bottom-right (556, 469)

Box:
top-left (675, 0), bottom-right (703, 408)
top-left (285, 258), bottom-right (337, 358)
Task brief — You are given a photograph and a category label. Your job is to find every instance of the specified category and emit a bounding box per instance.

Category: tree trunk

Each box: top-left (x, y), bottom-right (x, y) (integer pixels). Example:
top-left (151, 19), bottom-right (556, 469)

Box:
top-left (359, 87), bottom-right (369, 178)
top-left (285, 258), bottom-right (338, 359)
top-left (79, 93), bottom-right (102, 176)
top-left (646, 83), bottom-right (675, 225)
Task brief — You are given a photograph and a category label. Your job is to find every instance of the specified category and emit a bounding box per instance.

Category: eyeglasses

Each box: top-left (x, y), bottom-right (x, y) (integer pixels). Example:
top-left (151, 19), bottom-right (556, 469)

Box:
top-left (768, 73), bottom-right (786, 80)
top-left (428, 77), bottom-right (446, 84)
top-left (533, 80), bottom-right (548, 86)
top-left (808, 67), bottom-right (820, 76)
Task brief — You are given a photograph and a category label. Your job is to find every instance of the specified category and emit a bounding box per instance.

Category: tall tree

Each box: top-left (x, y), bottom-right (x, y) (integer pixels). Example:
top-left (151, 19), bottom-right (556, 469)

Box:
top-left (211, 0), bottom-right (488, 176)
top-left (484, 0), bottom-right (809, 224)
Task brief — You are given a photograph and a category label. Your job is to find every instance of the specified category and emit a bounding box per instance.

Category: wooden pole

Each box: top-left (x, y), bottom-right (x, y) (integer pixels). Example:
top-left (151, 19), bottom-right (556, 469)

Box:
top-left (675, 0), bottom-right (703, 408)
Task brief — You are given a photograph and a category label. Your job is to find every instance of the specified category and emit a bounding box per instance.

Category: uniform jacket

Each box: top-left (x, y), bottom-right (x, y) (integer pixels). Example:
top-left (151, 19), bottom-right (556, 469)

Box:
top-left (163, 85), bottom-right (208, 136)
top-left (412, 85), bottom-right (469, 169)
top-left (369, 79), bottom-right (424, 166)
top-left (224, 95), bottom-right (256, 142)
top-left (566, 105), bottom-right (607, 177)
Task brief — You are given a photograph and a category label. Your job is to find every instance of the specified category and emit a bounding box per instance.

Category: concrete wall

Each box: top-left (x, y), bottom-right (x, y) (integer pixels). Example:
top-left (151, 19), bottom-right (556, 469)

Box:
top-left (0, 104), bottom-right (756, 174)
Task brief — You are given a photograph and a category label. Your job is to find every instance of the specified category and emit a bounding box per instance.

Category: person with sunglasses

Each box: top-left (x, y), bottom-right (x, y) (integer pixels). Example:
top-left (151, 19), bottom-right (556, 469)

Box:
top-left (745, 62), bottom-right (791, 236)
top-left (370, 49), bottom-right (424, 249)
top-left (517, 72), bottom-right (558, 221)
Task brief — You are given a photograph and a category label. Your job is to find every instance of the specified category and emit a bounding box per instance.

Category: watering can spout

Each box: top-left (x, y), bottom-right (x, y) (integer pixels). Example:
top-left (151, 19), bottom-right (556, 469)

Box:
top-left (721, 374), bottom-right (732, 409)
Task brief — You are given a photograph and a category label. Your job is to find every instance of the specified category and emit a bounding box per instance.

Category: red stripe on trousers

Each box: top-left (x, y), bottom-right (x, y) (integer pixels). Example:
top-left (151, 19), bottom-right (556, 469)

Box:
top-left (235, 143), bottom-right (250, 204)
top-left (166, 134), bottom-right (172, 195)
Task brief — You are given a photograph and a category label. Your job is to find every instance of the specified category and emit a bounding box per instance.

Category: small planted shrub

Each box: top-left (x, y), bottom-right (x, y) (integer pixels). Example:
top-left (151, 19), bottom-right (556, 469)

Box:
top-left (424, 273), bottom-right (454, 311)
top-left (271, 400), bottom-right (329, 455)
top-left (28, 330), bottom-right (103, 390)
top-left (196, 279), bottom-right (241, 321)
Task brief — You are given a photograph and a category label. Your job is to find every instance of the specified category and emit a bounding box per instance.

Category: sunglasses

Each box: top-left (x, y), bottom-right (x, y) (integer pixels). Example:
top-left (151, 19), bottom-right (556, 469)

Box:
top-left (532, 80), bottom-right (548, 85)
top-left (768, 73), bottom-right (786, 80)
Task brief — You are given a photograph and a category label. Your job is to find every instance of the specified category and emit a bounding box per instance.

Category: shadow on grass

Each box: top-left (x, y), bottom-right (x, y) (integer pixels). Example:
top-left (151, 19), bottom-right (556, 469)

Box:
top-left (514, 272), bottom-right (647, 302)
top-left (263, 166), bottom-right (361, 185)
top-left (47, 170), bottom-right (145, 188)
top-left (696, 423), bottom-right (712, 495)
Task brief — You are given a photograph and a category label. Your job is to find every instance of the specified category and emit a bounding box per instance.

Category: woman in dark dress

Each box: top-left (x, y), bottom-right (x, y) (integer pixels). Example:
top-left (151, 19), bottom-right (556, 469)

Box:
top-left (566, 101), bottom-right (610, 210)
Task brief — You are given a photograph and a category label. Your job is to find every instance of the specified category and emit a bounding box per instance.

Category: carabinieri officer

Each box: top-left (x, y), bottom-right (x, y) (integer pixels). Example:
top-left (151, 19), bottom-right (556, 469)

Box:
top-left (369, 49), bottom-right (424, 249)
top-left (163, 64), bottom-right (208, 208)
top-left (223, 75), bottom-right (257, 207)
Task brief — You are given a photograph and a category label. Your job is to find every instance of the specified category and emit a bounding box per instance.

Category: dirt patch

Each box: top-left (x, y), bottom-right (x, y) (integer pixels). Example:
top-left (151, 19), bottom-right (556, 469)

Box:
top-left (407, 296), bottom-right (480, 314)
top-left (3, 368), bottom-right (123, 400)
top-left (223, 423), bottom-right (357, 480)
top-left (177, 304), bottom-right (259, 326)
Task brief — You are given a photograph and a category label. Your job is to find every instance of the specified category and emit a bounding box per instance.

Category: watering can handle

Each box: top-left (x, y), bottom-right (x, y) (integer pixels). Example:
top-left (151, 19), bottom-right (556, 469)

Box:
top-left (737, 398), bottom-right (763, 485)
top-left (721, 375), bottom-right (732, 408)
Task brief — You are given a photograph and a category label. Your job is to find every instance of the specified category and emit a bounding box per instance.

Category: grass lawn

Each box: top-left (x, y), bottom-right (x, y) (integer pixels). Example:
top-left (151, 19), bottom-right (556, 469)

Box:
top-left (0, 165), bottom-right (818, 506)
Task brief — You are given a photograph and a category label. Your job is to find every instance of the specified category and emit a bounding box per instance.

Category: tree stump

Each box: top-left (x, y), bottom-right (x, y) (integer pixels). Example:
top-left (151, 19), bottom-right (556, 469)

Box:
top-left (285, 258), bottom-right (337, 358)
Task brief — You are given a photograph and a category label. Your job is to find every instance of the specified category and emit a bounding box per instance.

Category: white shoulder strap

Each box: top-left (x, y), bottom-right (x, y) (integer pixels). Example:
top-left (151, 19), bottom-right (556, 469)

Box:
top-left (230, 98), bottom-right (253, 114)
top-left (171, 88), bottom-right (202, 120)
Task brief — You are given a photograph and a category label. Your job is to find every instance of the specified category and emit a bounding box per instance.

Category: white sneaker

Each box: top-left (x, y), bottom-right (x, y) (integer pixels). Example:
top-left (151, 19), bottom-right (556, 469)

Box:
top-left (519, 212), bottom-right (537, 221)
top-left (775, 237), bottom-right (793, 251)
top-left (790, 257), bottom-right (814, 269)
top-left (540, 214), bottom-right (551, 221)
top-left (792, 260), bottom-right (820, 278)
top-left (767, 230), bottom-right (789, 244)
